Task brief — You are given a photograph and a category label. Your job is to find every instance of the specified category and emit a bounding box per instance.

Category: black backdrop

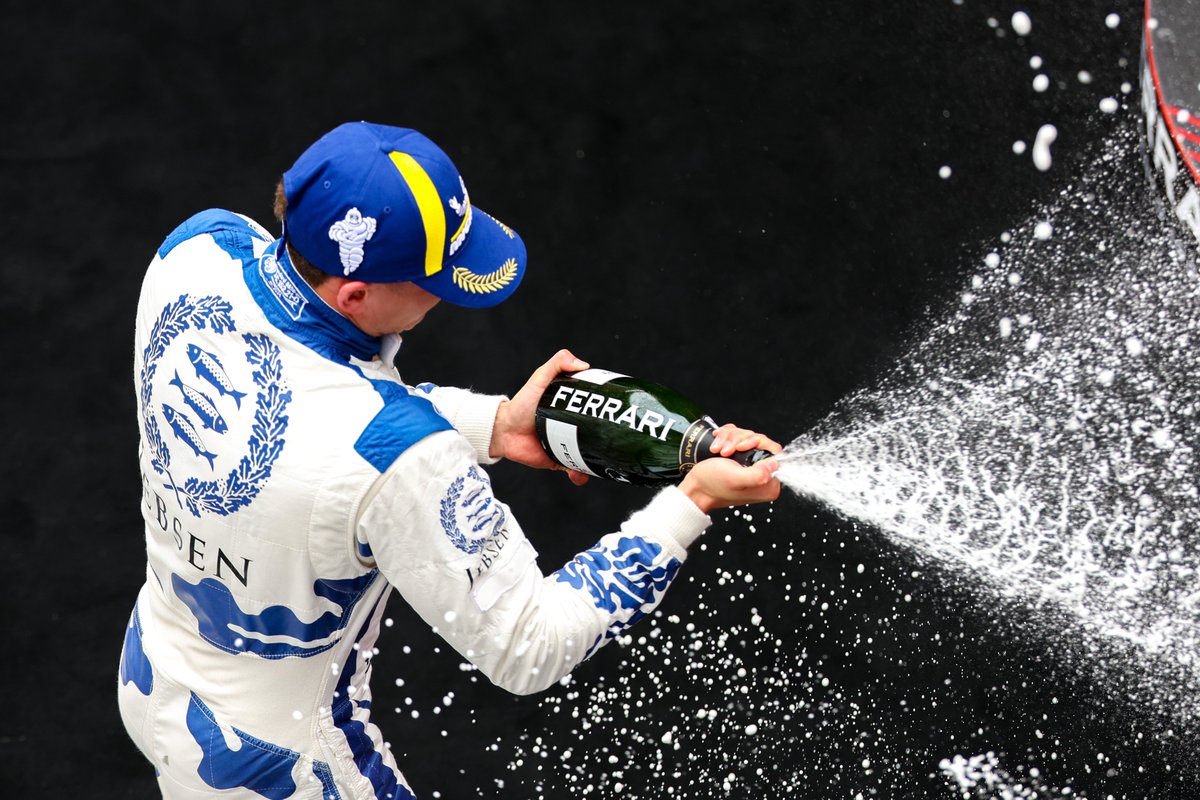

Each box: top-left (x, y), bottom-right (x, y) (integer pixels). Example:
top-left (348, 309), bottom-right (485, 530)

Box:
top-left (3, 1), bottom-right (1184, 797)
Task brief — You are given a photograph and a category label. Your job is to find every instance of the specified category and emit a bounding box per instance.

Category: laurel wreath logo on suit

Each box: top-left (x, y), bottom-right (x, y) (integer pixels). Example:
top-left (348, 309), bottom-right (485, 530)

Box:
top-left (439, 466), bottom-right (507, 554)
top-left (138, 294), bottom-right (292, 517)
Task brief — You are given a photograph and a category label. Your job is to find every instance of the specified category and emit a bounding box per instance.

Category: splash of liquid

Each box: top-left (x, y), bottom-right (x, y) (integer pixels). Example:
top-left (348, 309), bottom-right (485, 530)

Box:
top-left (940, 752), bottom-right (1085, 799)
top-left (778, 122), bottom-right (1200, 720)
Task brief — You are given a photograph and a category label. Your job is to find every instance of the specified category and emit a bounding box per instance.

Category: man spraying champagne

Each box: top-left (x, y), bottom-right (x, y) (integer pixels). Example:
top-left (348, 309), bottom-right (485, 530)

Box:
top-left (118, 121), bottom-right (780, 799)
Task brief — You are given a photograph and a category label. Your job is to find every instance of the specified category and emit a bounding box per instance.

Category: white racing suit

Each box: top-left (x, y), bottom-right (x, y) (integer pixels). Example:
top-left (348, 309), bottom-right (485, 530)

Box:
top-left (118, 210), bottom-right (711, 799)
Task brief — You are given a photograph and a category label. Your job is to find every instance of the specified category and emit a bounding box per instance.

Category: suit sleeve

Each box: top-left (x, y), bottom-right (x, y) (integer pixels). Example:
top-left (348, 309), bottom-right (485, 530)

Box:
top-left (356, 431), bottom-right (711, 695)
top-left (411, 383), bottom-right (505, 465)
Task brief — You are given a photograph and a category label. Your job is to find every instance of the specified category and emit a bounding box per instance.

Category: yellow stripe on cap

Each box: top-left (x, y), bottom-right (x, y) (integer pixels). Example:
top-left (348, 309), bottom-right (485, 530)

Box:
top-left (388, 151), bottom-right (445, 277)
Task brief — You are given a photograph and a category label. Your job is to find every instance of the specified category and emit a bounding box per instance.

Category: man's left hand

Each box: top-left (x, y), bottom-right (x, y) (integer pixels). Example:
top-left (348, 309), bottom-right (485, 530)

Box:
top-left (491, 349), bottom-right (592, 485)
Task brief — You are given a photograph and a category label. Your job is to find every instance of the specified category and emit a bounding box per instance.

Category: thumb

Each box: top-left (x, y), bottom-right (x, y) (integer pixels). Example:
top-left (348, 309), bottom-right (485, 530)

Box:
top-left (737, 458), bottom-right (779, 489)
top-left (538, 349), bottom-right (589, 382)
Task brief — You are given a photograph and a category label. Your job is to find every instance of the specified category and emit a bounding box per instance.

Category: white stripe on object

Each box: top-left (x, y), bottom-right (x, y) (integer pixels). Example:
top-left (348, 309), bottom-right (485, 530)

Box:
top-left (544, 419), bottom-right (599, 477)
top-left (571, 368), bottom-right (627, 385)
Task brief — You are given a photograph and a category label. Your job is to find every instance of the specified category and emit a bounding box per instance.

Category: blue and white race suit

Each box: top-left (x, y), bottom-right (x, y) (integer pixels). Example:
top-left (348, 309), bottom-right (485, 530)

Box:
top-left (118, 210), bottom-right (711, 799)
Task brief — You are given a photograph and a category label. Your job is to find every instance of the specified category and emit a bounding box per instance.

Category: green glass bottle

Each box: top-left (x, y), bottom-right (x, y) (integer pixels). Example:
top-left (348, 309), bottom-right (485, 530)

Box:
top-left (535, 368), bottom-right (771, 486)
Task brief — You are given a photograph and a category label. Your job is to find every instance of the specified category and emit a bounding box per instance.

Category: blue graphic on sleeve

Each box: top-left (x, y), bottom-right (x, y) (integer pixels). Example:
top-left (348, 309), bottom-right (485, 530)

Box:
top-left (331, 599), bottom-right (415, 800)
top-left (186, 692), bottom-right (341, 799)
top-left (119, 604), bottom-right (154, 696)
top-left (172, 572), bottom-right (376, 658)
top-left (170, 370), bottom-right (228, 433)
top-left (554, 536), bottom-right (681, 657)
top-left (353, 378), bottom-right (452, 473)
top-left (161, 403), bottom-right (217, 470)
top-left (188, 343), bottom-right (248, 409)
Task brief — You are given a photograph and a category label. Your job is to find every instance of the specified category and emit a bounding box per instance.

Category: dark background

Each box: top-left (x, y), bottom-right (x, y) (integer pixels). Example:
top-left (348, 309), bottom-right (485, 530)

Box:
top-left (2, 1), bottom-right (1187, 797)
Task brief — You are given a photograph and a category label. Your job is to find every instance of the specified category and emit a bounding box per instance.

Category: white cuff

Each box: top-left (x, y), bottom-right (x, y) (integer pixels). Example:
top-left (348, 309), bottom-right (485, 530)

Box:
top-left (622, 485), bottom-right (712, 562)
top-left (453, 392), bottom-right (506, 465)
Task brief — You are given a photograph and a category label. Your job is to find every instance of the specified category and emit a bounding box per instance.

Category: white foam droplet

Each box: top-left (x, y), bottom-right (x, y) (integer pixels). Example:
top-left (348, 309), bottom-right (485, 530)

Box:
top-left (443, 610), bottom-right (457, 623)
top-left (1013, 140), bottom-right (1027, 155)
top-left (1011, 11), bottom-right (1032, 36)
top-left (1029, 55), bottom-right (1043, 69)
top-left (1033, 124), bottom-right (1058, 171)
top-left (744, 723), bottom-right (759, 736)
top-left (1078, 70), bottom-right (1093, 84)
top-left (292, 709), bottom-right (303, 720)
top-left (1126, 336), bottom-right (1144, 356)
top-left (985, 252), bottom-right (1001, 268)
top-left (1099, 97), bottom-right (1119, 114)
top-left (1033, 221), bottom-right (1053, 240)
top-left (1033, 74), bottom-right (1050, 92)
top-left (939, 165), bottom-right (952, 179)
top-left (1106, 13), bottom-right (1120, 29)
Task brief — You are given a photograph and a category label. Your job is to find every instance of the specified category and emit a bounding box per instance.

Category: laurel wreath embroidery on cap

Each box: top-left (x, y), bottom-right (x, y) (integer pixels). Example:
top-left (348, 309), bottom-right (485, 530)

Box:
top-left (451, 258), bottom-right (518, 294)
top-left (139, 294), bottom-right (291, 517)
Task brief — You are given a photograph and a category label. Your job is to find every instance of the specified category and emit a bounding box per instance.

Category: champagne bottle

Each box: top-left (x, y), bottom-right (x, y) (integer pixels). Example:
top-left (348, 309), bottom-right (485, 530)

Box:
top-left (535, 368), bottom-right (772, 486)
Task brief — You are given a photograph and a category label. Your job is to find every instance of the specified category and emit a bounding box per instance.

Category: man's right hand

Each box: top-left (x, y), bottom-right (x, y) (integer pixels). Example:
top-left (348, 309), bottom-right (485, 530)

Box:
top-left (678, 446), bottom-right (782, 514)
top-left (491, 349), bottom-right (592, 485)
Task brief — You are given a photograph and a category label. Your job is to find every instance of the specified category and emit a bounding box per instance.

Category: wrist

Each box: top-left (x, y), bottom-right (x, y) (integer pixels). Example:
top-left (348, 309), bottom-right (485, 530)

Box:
top-left (679, 472), bottom-right (717, 515)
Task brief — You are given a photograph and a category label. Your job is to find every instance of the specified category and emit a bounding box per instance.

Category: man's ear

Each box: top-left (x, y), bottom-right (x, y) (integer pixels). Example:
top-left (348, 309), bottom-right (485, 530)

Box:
top-left (333, 280), bottom-right (371, 315)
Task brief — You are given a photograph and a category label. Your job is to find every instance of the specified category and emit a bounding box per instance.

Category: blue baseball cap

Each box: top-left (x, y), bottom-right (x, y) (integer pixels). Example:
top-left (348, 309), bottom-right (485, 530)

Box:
top-left (282, 122), bottom-right (526, 308)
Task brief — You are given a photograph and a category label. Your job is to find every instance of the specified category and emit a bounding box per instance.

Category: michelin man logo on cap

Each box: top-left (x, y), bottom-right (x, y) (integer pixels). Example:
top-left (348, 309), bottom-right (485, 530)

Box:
top-left (282, 122), bottom-right (527, 308)
top-left (328, 208), bottom-right (377, 275)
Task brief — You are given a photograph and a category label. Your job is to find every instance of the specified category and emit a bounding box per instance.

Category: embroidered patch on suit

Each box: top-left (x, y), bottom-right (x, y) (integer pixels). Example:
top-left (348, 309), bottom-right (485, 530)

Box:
top-left (139, 294), bottom-right (292, 517)
top-left (439, 466), bottom-right (507, 554)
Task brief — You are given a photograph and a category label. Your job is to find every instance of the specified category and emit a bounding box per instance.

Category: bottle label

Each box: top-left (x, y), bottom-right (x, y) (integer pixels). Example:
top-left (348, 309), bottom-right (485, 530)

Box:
top-left (546, 384), bottom-right (680, 442)
top-left (570, 368), bottom-right (628, 385)
top-left (678, 416), bottom-right (719, 472)
top-left (542, 418), bottom-right (600, 477)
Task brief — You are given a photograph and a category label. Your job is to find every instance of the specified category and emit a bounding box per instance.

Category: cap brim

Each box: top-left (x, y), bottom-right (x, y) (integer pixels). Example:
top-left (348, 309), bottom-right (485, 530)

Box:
top-left (415, 208), bottom-right (526, 308)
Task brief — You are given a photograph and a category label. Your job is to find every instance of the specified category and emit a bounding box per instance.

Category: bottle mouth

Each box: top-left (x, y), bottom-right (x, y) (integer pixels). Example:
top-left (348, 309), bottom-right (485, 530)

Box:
top-left (736, 448), bottom-right (774, 466)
